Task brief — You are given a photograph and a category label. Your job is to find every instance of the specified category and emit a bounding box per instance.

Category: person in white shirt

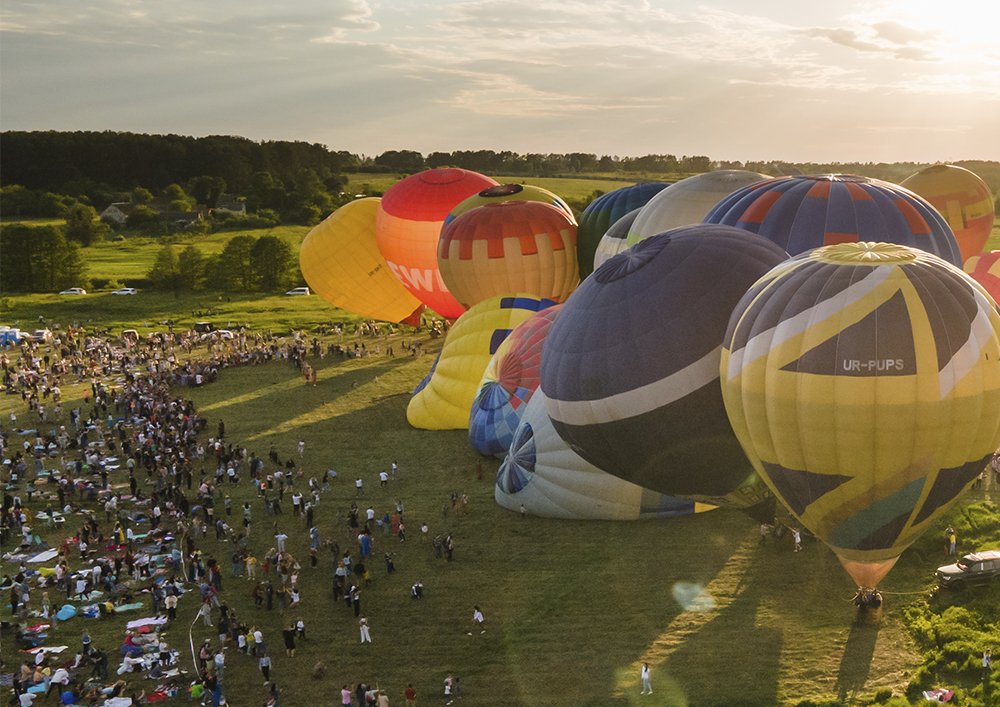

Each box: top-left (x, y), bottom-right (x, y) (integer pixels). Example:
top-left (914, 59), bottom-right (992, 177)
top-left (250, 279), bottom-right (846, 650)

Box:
top-left (641, 663), bottom-right (652, 694)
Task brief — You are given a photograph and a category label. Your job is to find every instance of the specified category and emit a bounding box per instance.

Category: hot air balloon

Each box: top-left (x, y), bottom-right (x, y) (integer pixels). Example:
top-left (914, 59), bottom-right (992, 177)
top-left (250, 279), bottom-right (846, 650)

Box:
top-left (626, 171), bottom-right (767, 247)
top-left (721, 242), bottom-right (1000, 589)
top-left (901, 164), bottom-right (995, 263)
top-left (469, 304), bottom-right (562, 457)
top-left (438, 201), bottom-right (579, 309)
top-left (299, 198), bottom-right (424, 323)
top-left (577, 182), bottom-right (670, 277)
top-left (496, 390), bottom-right (712, 519)
top-left (540, 225), bottom-right (789, 515)
top-left (593, 208), bottom-right (640, 271)
top-left (444, 183), bottom-right (575, 226)
top-left (704, 174), bottom-right (963, 267)
top-left (407, 294), bottom-right (556, 430)
top-left (965, 251), bottom-right (1000, 304)
top-left (376, 168), bottom-right (497, 319)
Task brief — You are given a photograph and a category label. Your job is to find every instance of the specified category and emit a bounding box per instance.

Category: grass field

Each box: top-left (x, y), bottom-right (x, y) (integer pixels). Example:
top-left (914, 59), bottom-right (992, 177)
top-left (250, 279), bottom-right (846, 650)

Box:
top-left (1, 327), bottom-right (998, 706)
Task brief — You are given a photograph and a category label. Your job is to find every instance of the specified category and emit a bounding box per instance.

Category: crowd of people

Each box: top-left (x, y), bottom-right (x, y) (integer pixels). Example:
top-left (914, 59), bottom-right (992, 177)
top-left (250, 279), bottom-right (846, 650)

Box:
top-left (0, 324), bottom-right (473, 706)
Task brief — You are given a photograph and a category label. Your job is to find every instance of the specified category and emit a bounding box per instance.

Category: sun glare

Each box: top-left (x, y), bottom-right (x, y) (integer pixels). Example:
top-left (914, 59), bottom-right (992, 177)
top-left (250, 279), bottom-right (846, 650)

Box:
top-left (875, 0), bottom-right (1000, 57)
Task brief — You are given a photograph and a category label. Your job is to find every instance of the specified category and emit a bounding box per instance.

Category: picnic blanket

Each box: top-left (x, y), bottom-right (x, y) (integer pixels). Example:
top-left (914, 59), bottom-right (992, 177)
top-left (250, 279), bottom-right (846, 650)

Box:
top-left (126, 616), bottom-right (168, 630)
top-left (27, 549), bottom-right (59, 563)
top-left (114, 602), bottom-right (145, 613)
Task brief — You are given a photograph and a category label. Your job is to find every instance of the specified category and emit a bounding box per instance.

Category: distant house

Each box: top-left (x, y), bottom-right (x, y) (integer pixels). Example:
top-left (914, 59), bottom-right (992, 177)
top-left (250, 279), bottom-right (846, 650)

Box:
top-left (100, 202), bottom-right (133, 226)
top-left (213, 194), bottom-right (246, 216)
top-left (159, 211), bottom-right (205, 231)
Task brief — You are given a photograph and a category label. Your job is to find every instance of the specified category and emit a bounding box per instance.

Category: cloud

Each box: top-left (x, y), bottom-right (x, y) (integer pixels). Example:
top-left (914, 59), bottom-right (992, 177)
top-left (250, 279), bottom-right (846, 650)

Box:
top-left (805, 25), bottom-right (932, 61)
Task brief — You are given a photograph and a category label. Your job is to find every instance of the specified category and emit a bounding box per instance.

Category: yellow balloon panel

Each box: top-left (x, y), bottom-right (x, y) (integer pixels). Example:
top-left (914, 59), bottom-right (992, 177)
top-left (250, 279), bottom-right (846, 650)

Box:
top-left (901, 164), bottom-right (996, 263)
top-left (721, 243), bottom-right (1000, 581)
top-left (407, 294), bottom-right (556, 430)
top-left (300, 199), bottom-right (424, 323)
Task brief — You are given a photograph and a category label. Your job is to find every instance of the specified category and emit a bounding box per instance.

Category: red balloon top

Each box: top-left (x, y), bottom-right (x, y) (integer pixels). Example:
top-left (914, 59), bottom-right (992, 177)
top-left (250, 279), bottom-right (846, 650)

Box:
top-left (380, 168), bottom-right (497, 222)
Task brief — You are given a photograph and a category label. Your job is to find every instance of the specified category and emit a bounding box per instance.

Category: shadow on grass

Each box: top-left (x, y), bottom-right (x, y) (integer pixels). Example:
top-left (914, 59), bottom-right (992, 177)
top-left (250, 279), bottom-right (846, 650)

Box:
top-left (654, 569), bottom-right (783, 706)
top-left (834, 620), bottom-right (880, 702)
top-left (195, 356), bottom-right (417, 425)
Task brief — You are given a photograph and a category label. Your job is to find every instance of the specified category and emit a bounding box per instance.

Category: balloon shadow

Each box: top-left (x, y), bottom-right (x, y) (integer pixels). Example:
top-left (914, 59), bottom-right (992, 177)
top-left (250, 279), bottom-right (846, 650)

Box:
top-left (834, 621), bottom-right (879, 702)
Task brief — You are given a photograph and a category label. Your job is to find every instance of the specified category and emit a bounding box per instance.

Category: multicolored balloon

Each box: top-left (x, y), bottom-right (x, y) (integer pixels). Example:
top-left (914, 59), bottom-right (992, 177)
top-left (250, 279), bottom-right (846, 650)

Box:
top-left (540, 225), bottom-right (789, 516)
top-left (438, 201), bottom-right (579, 309)
top-left (593, 208), bottom-right (640, 271)
top-left (407, 294), bottom-right (556, 430)
top-left (376, 168), bottom-right (497, 319)
top-left (469, 304), bottom-right (562, 457)
top-left (577, 182), bottom-right (671, 277)
top-left (299, 198), bottom-right (424, 323)
top-left (444, 183), bottom-right (575, 226)
top-left (901, 164), bottom-right (995, 263)
top-left (965, 251), bottom-right (1000, 304)
top-left (721, 242), bottom-right (1000, 588)
top-left (496, 390), bottom-right (713, 520)
top-left (704, 174), bottom-right (963, 267)
top-left (626, 171), bottom-right (768, 246)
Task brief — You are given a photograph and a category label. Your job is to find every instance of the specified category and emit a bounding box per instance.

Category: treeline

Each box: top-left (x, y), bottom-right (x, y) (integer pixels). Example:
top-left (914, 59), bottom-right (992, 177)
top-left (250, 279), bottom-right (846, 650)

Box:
top-left (0, 225), bottom-right (87, 293)
top-left (4, 131), bottom-right (997, 201)
top-left (145, 236), bottom-right (298, 294)
top-left (0, 131), bottom-right (357, 196)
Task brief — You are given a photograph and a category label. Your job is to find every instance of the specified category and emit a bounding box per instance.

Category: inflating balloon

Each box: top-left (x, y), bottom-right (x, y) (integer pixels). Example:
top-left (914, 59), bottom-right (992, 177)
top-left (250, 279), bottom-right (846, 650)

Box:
top-left (705, 174), bottom-right (963, 267)
top-left (626, 171), bottom-right (767, 246)
top-left (495, 390), bottom-right (712, 520)
top-left (408, 294), bottom-right (556, 430)
top-left (593, 208), bottom-right (640, 270)
top-left (300, 198), bottom-right (424, 324)
top-left (469, 305), bottom-right (562, 457)
top-left (577, 182), bottom-right (671, 277)
top-left (965, 251), bottom-right (1000, 304)
top-left (445, 183), bottom-right (575, 226)
top-left (540, 225), bottom-right (788, 515)
top-left (376, 168), bottom-right (497, 319)
top-left (901, 164), bottom-right (995, 263)
top-left (721, 242), bottom-right (1000, 588)
top-left (438, 201), bottom-right (579, 309)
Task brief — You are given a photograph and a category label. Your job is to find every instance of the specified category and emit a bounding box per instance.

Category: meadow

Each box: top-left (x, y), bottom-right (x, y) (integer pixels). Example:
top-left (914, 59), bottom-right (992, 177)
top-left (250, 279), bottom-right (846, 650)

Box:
top-left (1, 323), bottom-right (998, 706)
top-left (1, 180), bottom-right (999, 705)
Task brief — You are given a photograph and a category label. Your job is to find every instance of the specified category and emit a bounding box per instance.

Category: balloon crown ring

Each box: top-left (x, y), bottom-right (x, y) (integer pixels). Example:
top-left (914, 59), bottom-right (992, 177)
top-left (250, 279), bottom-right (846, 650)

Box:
top-left (813, 241), bottom-right (919, 264)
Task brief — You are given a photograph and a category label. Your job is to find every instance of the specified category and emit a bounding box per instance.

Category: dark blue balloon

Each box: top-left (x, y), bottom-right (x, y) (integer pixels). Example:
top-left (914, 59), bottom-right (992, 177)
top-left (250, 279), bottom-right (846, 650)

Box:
top-left (577, 182), bottom-right (671, 278)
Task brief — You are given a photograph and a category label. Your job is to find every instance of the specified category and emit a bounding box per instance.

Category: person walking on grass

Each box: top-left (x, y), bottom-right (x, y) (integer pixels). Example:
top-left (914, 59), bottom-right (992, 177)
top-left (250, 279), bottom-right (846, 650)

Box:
top-left (640, 663), bottom-right (652, 695)
top-left (359, 616), bottom-right (372, 643)
top-left (468, 606), bottom-right (485, 635)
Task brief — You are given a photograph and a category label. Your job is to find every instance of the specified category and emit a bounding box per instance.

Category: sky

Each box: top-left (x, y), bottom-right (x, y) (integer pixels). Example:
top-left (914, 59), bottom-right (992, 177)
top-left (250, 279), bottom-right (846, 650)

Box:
top-left (2, 0), bottom-right (999, 163)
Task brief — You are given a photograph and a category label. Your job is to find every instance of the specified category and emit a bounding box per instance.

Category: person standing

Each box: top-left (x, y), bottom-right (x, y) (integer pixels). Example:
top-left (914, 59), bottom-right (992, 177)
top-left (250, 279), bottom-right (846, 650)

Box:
top-left (792, 527), bottom-right (802, 552)
top-left (341, 685), bottom-right (353, 707)
top-left (404, 684), bottom-right (416, 706)
top-left (259, 653), bottom-right (271, 684)
top-left (469, 606), bottom-right (485, 635)
top-left (282, 624), bottom-right (296, 656)
top-left (640, 663), bottom-right (652, 695)
top-left (359, 616), bottom-right (372, 643)
top-left (946, 526), bottom-right (957, 556)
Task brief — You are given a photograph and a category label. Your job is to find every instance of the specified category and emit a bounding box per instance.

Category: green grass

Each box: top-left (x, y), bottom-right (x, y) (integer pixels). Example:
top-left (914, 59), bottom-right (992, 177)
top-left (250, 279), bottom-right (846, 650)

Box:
top-left (4, 332), bottom-right (997, 706)
top-left (343, 173), bottom-right (639, 204)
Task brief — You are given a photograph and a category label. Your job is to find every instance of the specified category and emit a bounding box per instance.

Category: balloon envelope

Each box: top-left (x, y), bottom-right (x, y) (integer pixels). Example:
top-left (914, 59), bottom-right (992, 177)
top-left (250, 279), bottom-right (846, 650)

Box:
top-left (626, 171), bottom-right (768, 247)
top-left (593, 208), bottom-right (641, 271)
top-left (376, 168), bottom-right (497, 318)
top-left (445, 183), bottom-right (575, 226)
top-left (965, 251), bottom-right (1000, 304)
top-left (578, 182), bottom-right (671, 277)
top-left (299, 198), bottom-right (424, 323)
top-left (407, 294), bottom-right (556, 430)
top-left (901, 164), bottom-right (995, 263)
top-left (540, 225), bottom-right (789, 515)
top-left (704, 174), bottom-right (963, 267)
top-left (721, 242), bottom-right (1000, 587)
top-left (496, 390), bottom-right (711, 519)
top-left (438, 201), bottom-right (579, 308)
top-left (469, 304), bottom-right (562, 457)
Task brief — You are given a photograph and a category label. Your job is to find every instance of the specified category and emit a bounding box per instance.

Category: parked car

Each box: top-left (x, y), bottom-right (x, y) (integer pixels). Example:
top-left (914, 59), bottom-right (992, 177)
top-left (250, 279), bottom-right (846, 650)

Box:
top-left (193, 322), bottom-right (215, 334)
top-left (936, 550), bottom-right (1000, 589)
top-left (59, 287), bottom-right (87, 295)
top-left (285, 286), bottom-right (311, 296)
top-left (112, 287), bottom-right (138, 295)
top-left (30, 329), bottom-right (53, 343)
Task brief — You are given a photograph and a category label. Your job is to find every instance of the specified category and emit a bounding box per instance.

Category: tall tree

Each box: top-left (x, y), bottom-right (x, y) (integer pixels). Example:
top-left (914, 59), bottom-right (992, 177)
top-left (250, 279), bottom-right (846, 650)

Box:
top-left (177, 245), bottom-right (205, 291)
top-left (63, 203), bottom-right (109, 246)
top-left (216, 235), bottom-right (257, 291)
top-left (147, 244), bottom-right (181, 291)
top-left (250, 235), bottom-right (294, 290)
